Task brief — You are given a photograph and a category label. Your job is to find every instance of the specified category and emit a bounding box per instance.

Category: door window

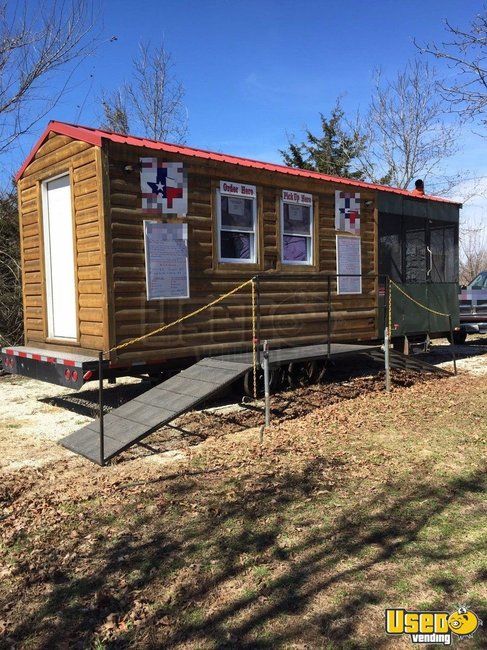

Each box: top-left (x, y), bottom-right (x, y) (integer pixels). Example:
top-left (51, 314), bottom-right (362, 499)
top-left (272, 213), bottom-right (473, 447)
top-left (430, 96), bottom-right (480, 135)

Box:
top-left (469, 271), bottom-right (487, 290)
top-left (430, 220), bottom-right (458, 283)
top-left (404, 216), bottom-right (427, 283)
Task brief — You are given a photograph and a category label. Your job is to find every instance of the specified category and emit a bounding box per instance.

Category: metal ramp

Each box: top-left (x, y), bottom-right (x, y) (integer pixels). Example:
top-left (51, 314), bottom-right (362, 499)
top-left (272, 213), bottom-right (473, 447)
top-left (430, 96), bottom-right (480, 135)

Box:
top-left (60, 357), bottom-right (251, 465)
top-left (60, 342), bottom-right (380, 465)
top-left (366, 348), bottom-right (452, 376)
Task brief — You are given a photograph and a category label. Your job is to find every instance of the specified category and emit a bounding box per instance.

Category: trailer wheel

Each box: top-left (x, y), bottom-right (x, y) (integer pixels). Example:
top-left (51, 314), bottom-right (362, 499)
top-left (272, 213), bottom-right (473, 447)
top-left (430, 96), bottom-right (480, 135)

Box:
top-left (448, 330), bottom-right (467, 345)
top-left (242, 367), bottom-right (278, 398)
top-left (287, 361), bottom-right (320, 388)
top-left (392, 337), bottom-right (405, 353)
top-left (145, 368), bottom-right (177, 385)
top-left (317, 360), bottom-right (328, 383)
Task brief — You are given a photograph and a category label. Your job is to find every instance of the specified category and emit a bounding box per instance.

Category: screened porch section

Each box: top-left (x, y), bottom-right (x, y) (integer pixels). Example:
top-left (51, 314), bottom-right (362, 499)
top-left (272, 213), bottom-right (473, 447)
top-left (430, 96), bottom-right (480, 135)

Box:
top-left (377, 195), bottom-right (460, 336)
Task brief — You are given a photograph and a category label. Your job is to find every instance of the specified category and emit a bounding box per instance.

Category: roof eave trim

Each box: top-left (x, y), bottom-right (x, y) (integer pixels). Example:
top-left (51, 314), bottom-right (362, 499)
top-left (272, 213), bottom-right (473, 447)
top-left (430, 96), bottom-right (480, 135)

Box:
top-left (14, 121), bottom-right (102, 181)
top-left (13, 120), bottom-right (462, 207)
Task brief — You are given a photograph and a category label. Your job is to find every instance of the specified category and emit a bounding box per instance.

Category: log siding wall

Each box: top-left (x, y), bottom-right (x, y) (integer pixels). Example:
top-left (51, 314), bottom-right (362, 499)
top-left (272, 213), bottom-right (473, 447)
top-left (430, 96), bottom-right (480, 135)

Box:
top-left (106, 142), bottom-right (378, 364)
top-left (17, 133), bottom-right (108, 353)
top-left (17, 135), bottom-right (378, 363)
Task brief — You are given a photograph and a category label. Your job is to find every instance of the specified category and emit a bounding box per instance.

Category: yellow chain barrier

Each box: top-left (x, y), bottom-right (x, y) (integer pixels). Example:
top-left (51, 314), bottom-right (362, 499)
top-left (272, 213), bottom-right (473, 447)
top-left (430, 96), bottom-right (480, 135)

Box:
top-left (107, 277), bottom-right (256, 355)
top-left (388, 279), bottom-right (392, 337)
top-left (389, 279), bottom-right (450, 318)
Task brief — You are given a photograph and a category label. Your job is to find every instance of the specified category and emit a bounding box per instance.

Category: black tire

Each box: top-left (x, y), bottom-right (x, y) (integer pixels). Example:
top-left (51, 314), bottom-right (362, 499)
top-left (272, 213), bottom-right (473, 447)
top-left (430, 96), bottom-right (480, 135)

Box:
top-left (392, 337), bottom-right (405, 352)
top-left (317, 360), bottom-right (328, 383)
top-left (448, 330), bottom-right (467, 345)
top-left (287, 361), bottom-right (320, 388)
top-left (243, 367), bottom-right (279, 398)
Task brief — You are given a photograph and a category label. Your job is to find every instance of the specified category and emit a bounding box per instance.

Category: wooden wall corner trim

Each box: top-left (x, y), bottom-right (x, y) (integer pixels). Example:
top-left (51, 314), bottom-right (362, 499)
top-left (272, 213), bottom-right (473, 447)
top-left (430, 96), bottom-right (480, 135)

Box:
top-left (96, 144), bottom-right (116, 356)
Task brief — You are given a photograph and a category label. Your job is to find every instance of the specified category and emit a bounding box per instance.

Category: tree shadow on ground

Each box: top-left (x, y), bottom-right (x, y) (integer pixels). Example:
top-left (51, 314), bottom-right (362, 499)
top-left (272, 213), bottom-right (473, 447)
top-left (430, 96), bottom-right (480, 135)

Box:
top-left (5, 455), bottom-right (486, 649)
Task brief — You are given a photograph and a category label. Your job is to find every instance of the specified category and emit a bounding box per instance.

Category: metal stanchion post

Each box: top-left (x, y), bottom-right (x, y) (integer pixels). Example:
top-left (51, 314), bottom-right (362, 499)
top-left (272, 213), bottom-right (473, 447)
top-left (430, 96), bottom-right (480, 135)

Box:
top-left (254, 275), bottom-right (262, 366)
top-left (448, 315), bottom-right (457, 376)
top-left (258, 339), bottom-right (271, 446)
top-left (384, 327), bottom-right (391, 392)
top-left (327, 275), bottom-right (331, 359)
top-left (263, 340), bottom-right (270, 428)
top-left (98, 351), bottom-right (105, 467)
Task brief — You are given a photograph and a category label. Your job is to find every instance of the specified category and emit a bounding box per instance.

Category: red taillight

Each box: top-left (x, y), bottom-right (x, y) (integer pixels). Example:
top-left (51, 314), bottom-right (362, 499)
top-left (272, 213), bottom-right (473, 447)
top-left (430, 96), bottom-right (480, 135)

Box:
top-left (72, 370), bottom-right (78, 382)
top-left (64, 368), bottom-right (71, 380)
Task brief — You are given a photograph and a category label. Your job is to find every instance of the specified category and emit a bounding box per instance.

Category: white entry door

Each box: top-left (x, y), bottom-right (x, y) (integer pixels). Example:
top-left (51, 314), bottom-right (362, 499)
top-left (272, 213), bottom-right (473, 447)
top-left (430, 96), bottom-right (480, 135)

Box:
top-left (42, 174), bottom-right (77, 340)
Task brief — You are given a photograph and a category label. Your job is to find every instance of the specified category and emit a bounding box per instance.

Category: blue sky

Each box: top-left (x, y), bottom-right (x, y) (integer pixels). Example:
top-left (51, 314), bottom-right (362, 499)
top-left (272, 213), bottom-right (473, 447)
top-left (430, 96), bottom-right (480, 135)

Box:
top-left (7, 0), bottom-right (487, 218)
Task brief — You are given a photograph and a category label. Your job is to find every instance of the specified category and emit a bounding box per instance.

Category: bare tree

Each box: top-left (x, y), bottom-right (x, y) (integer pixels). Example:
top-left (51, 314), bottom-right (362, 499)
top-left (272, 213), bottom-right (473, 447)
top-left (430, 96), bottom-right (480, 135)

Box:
top-left (0, 0), bottom-right (100, 156)
top-left (459, 219), bottom-right (487, 285)
top-left (0, 1), bottom-right (101, 348)
top-left (357, 60), bottom-right (462, 192)
top-left (420, 11), bottom-right (487, 127)
top-left (100, 41), bottom-right (187, 142)
top-left (100, 88), bottom-right (130, 134)
top-left (0, 188), bottom-right (22, 346)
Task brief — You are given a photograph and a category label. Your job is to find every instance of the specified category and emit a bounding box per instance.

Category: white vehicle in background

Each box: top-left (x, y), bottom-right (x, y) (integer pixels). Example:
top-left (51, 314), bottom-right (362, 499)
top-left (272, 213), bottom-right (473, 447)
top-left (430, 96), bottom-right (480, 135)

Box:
top-left (457, 271), bottom-right (487, 343)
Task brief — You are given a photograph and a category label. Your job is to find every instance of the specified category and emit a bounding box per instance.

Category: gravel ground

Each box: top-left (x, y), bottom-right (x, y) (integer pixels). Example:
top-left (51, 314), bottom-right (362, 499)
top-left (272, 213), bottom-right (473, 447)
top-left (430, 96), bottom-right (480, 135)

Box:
top-left (430, 336), bottom-right (487, 375)
top-left (1, 336), bottom-right (486, 473)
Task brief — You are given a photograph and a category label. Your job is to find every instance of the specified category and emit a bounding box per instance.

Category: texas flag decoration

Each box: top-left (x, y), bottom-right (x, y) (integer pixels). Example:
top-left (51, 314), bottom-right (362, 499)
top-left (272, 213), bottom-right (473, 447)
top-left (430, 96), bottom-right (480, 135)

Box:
top-left (335, 191), bottom-right (361, 234)
top-left (140, 158), bottom-right (188, 216)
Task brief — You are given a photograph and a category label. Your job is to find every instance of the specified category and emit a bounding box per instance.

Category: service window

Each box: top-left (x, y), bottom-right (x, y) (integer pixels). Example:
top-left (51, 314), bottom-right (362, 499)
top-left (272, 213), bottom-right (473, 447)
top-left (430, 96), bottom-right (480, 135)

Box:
top-left (281, 190), bottom-right (313, 264)
top-left (217, 181), bottom-right (257, 263)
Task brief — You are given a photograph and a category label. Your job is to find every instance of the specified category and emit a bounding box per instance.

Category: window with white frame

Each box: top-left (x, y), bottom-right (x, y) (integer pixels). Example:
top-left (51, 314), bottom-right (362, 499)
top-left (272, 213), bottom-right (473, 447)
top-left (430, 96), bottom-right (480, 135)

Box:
top-left (217, 181), bottom-right (257, 263)
top-left (281, 190), bottom-right (313, 264)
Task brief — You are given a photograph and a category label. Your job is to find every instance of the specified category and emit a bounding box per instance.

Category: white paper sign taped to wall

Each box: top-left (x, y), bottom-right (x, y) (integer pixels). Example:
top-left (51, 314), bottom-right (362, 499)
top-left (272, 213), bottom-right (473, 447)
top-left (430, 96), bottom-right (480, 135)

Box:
top-left (144, 221), bottom-right (189, 300)
top-left (336, 235), bottom-right (362, 295)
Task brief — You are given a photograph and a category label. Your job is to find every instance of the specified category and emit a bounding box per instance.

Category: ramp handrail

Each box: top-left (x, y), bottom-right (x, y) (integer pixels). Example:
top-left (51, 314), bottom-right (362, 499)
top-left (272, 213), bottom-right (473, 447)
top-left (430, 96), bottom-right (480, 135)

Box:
top-left (105, 277), bottom-right (256, 356)
top-left (97, 277), bottom-right (260, 464)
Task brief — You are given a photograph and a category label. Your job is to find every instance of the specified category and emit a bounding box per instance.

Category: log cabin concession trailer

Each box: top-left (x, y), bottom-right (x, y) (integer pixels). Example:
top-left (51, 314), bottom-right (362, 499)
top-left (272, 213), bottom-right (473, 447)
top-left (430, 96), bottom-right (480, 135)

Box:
top-left (2, 120), bottom-right (461, 392)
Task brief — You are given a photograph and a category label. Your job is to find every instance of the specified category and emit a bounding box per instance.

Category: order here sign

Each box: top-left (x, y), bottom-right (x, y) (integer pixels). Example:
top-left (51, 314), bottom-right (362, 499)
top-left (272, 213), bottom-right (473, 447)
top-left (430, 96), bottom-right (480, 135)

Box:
top-left (220, 181), bottom-right (256, 198)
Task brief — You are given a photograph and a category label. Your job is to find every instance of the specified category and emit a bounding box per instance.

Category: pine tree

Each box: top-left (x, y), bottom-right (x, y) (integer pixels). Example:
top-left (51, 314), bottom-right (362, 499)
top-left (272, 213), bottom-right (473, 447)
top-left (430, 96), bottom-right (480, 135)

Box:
top-left (280, 101), bottom-right (367, 180)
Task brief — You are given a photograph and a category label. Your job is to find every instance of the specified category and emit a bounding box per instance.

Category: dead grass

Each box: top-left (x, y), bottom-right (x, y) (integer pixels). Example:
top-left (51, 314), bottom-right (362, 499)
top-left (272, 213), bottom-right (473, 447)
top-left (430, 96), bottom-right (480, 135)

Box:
top-left (0, 372), bottom-right (486, 648)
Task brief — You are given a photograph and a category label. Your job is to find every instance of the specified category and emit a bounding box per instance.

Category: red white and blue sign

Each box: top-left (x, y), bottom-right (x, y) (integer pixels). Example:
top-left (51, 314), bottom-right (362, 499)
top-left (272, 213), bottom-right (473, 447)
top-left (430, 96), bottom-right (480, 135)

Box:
top-left (335, 191), bottom-right (360, 234)
top-left (140, 158), bottom-right (188, 215)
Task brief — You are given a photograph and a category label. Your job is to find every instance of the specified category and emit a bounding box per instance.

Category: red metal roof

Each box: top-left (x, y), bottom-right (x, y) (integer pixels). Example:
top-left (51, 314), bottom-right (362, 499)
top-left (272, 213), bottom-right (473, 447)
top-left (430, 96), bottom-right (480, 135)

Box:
top-left (15, 120), bottom-right (461, 205)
